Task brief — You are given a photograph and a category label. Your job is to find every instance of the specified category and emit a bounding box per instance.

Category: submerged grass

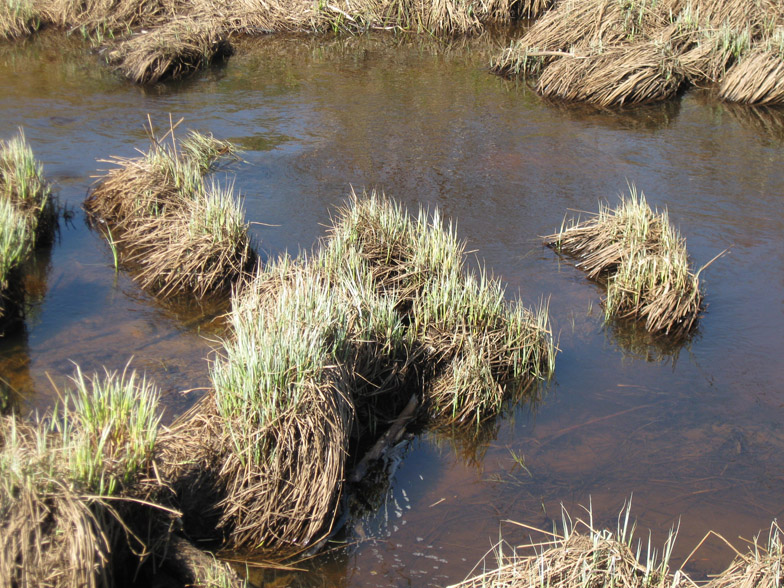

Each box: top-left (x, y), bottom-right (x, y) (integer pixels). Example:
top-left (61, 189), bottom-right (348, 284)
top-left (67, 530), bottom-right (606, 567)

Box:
top-left (546, 185), bottom-right (703, 338)
top-left (85, 121), bottom-right (255, 299)
top-left (0, 365), bottom-right (164, 587)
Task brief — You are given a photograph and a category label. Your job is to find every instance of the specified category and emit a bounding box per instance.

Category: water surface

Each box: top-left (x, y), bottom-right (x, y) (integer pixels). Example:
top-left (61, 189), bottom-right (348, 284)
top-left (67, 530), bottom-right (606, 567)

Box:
top-left (1, 31), bottom-right (783, 586)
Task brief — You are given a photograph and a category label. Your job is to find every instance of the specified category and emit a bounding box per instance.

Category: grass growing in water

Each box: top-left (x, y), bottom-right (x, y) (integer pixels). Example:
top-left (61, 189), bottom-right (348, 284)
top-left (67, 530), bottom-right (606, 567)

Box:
top-left (162, 190), bottom-right (554, 555)
top-left (0, 365), bottom-right (164, 587)
top-left (85, 121), bottom-right (255, 299)
top-left (491, 0), bottom-right (784, 106)
top-left (0, 130), bottom-right (54, 335)
top-left (448, 503), bottom-right (679, 588)
top-left (105, 17), bottom-right (232, 84)
top-left (546, 185), bottom-right (703, 338)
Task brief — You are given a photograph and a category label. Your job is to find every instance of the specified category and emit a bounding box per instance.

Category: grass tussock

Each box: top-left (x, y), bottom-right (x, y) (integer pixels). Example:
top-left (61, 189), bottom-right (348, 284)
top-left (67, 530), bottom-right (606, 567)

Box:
top-left (492, 0), bottom-right (784, 106)
top-left (105, 18), bottom-right (232, 84)
top-left (161, 190), bottom-right (553, 555)
top-left (0, 130), bottom-right (54, 333)
top-left (449, 504), bottom-right (678, 588)
top-left (545, 185), bottom-right (703, 338)
top-left (84, 121), bottom-right (255, 299)
top-left (0, 365), bottom-right (165, 588)
top-left (452, 508), bottom-right (784, 588)
top-left (326, 190), bottom-right (555, 425)
top-left (1, 129), bottom-right (54, 245)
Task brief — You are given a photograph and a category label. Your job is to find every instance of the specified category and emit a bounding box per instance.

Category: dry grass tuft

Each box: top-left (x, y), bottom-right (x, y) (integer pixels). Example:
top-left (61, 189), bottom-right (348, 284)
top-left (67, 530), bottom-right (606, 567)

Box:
top-left (718, 44), bottom-right (784, 104)
top-left (160, 190), bottom-right (553, 555)
top-left (545, 185), bottom-right (703, 338)
top-left (706, 522), bottom-right (784, 588)
top-left (105, 18), bottom-right (232, 84)
top-left (449, 503), bottom-right (678, 588)
top-left (326, 190), bottom-right (555, 426)
top-left (85, 121), bottom-right (255, 299)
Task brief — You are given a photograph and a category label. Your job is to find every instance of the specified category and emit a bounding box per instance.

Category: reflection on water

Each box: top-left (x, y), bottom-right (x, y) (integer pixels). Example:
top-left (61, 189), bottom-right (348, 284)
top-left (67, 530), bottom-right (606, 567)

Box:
top-left (1, 32), bottom-right (784, 587)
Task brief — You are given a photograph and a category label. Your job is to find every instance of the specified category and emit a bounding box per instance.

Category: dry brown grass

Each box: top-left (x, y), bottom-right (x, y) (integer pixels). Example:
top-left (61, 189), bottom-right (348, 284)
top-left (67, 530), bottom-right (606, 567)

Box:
top-left (536, 42), bottom-right (684, 106)
top-left (449, 505), bottom-right (678, 588)
top-left (85, 121), bottom-right (255, 300)
top-left (156, 191), bottom-right (553, 557)
top-left (718, 45), bottom-right (784, 104)
top-left (493, 0), bottom-right (784, 106)
top-left (105, 17), bottom-right (232, 84)
top-left (0, 367), bottom-right (170, 588)
top-left (545, 185), bottom-right (703, 338)
top-left (0, 0), bottom-right (43, 39)
top-left (451, 514), bottom-right (784, 588)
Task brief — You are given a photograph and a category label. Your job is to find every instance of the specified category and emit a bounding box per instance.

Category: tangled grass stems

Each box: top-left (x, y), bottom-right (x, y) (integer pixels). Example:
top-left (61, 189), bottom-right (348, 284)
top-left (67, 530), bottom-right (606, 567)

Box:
top-left (546, 185), bottom-right (703, 338)
top-left (105, 17), bottom-right (233, 84)
top-left (85, 122), bottom-right (254, 299)
top-left (0, 0), bottom-right (42, 39)
top-left (449, 502), bottom-right (679, 588)
top-left (491, 0), bottom-right (784, 106)
top-left (0, 365), bottom-right (165, 588)
top-left (327, 190), bottom-right (555, 426)
top-left (161, 191), bottom-right (553, 555)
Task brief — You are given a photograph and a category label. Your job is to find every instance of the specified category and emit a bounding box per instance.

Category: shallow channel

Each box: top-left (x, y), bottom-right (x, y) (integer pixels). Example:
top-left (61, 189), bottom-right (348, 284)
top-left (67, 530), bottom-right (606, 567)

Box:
top-left (1, 31), bottom-right (783, 587)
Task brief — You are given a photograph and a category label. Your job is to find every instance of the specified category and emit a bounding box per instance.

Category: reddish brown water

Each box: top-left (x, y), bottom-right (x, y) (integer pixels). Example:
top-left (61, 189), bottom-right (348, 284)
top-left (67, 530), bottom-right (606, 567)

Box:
top-left (2, 32), bottom-right (784, 587)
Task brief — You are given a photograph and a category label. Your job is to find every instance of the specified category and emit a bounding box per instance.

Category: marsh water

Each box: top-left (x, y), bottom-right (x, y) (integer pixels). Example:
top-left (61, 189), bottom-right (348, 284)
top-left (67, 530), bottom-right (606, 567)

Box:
top-left (2, 31), bottom-right (784, 587)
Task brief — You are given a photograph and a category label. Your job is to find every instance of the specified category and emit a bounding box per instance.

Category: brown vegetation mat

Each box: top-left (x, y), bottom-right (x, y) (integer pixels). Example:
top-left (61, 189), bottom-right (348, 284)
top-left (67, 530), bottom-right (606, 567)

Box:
top-left (84, 121), bottom-right (255, 300)
top-left (545, 186), bottom-right (704, 338)
top-left (492, 0), bottom-right (784, 106)
top-left (535, 43), bottom-right (683, 106)
top-left (105, 17), bottom-right (232, 84)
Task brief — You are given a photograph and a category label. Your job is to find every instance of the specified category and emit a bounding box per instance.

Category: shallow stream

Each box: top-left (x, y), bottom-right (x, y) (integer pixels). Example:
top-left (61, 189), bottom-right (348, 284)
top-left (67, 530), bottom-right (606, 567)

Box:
top-left (1, 31), bottom-right (783, 587)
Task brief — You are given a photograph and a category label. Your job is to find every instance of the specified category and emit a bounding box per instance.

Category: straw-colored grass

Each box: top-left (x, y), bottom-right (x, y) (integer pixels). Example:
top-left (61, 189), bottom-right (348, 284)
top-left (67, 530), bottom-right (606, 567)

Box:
top-left (706, 521), bottom-right (784, 588)
top-left (492, 0), bottom-right (784, 106)
top-left (105, 18), bottom-right (232, 84)
top-left (0, 0), bottom-right (42, 39)
top-left (718, 44), bottom-right (784, 104)
top-left (0, 365), bottom-right (164, 588)
top-left (535, 42), bottom-right (684, 106)
top-left (449, 504), bottom-right (678, 588)
top-left (546, 185), bottom-right (702, 338)
top-left (451, 509), bottom-right (784, 588)
top-left (326, 190), bottom-right (555, 426)
top-left (85, 122), bottom-right (254, 299)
